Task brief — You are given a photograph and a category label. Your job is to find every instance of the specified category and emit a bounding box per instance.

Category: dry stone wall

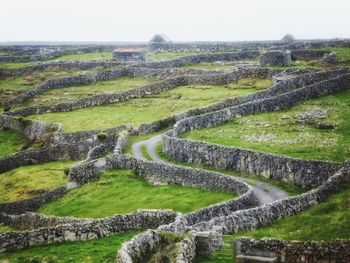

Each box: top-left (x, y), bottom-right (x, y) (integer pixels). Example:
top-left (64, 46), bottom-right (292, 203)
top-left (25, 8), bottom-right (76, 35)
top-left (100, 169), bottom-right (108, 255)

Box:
top-left (235, 237), bottom-right (350, 263)
top-left (0, 210), bottom-right (177, 252)
top-left (163, 71), bottom-right (350, 187)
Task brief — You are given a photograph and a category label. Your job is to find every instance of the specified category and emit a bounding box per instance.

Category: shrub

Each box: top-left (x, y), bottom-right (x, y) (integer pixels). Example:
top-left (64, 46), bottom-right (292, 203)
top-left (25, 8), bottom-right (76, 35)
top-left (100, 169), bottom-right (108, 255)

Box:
top-left (97, 132), bottom-right (108, 141)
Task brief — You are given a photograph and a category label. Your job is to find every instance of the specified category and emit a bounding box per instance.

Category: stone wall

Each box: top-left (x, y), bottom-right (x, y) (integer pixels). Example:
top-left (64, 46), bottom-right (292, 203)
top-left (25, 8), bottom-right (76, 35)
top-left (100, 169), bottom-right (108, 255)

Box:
top-left (0, 143), bottom-right (86, 174)
top-left (0, 114), bottom-right (59, 141)
top-left (291, 49), bottom-right (331, 60)
top-left (0, 187), bottom-right (67, 215)
top-left (10, 67), bottom-right (273, 116)
top-left (0, 210), bottom-right (177, 252)
top-left (235, 237), bottom-right (350, 263)
top-left (133, 51), bottom-right (259, 69)
top-left (163, 71), bottom-right (350, 187)
top-left (106, 155), bottom-right (259, 225)
top-left (190, 162), bottom-right (350, 233)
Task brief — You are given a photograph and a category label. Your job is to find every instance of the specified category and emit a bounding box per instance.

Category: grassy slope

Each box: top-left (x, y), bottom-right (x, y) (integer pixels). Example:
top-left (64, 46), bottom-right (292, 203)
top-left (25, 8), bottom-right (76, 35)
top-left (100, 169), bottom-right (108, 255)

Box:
top-left (0, 62), bottom-right (32, 69)
top-left (0, 232), bottom-right (137, 263)
top-left (17, 77), bottom-right (155, 108)
top-left (39, 169), bottom-right (233, 218)
top-left (196, 184), bottom-right (350, 263)
top-left (0, 160), bottom-right (75, 202)
top-left (145, 51), bottom-right (204, 61)
top-left (27, 78), bottom-right (271, 132)
top-left (0, 69), bottom-right (93, 92)
top-left (184, 89), bottom-right (350, 163)
top-left (52, 51), bottom-right (112, 61)
top-left (0, 130), bottom-right (27, 157)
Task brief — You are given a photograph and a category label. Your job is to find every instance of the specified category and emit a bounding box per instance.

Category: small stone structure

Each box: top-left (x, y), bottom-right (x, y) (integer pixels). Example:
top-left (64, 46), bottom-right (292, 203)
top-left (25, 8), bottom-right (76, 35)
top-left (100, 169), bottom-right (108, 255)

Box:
top-left (260, 50), bottom-right (292, 67)
top-left (281, 34), bottom-right (296, 43)
top-left (112, 48), bottom-right (145, 62)
top-left (322, 51), bottom-right (337, 65)
top-left (148, 34), bottom-right (172, 50)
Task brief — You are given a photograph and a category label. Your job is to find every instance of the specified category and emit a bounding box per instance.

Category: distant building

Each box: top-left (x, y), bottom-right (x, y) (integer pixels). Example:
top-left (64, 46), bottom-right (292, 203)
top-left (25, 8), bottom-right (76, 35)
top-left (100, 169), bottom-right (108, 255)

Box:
top-left (148, 34), bottom-right (172, 50)
top-left (113, 48), bottom-right (145, 62)
top-left (281, 34), bottom-right (296, 43)
top-left (260, 50), bottom-right (292, 67)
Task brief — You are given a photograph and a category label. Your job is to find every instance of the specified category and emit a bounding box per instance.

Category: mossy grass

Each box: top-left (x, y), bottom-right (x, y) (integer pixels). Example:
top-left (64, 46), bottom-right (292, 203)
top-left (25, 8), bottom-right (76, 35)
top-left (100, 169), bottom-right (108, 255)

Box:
top-left (145, 51), bottom-right (205, 61)
top-left (140, 145), bottom-right (152, 160)
top-left (0, 130), bottom-right (27, 158)
top-left (39, 169), bottom-right (234, 218)
top-left (27, 78), bottom-right (271, 132)
top-left (0, 62), bottom-right (32, 69)
top-left (196, 184), bottom-right (350, 263)
top-left (0, 231), bottom-right (138, 263)
top-left (184, 89), bottom-right (350, 163)
top-left (155, 142), bottom-right (307, 196)
top-left (0, 160), bottom-right (76, 202)
top-left (16, 77), bottom-right (156, 108)
top-left (52, 51), bottom-right (112, 61)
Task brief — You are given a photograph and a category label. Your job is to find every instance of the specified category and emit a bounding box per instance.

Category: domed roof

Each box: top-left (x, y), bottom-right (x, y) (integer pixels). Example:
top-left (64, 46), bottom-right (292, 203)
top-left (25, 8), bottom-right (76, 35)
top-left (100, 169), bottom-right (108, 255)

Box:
top-left (281, 34), bottom-right (296, 43)
top-left (149, 34), bottom-right (171, 44)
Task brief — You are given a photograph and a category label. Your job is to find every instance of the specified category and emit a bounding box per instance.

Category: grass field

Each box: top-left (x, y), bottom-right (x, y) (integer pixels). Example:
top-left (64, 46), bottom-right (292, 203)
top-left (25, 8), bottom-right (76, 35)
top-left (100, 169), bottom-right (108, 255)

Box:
top-left (184, 89), bottom-right (350, 163)
top-left (196, 184), bottom-right (350, 263)
top-left (0, 130), bottom-right (27, 157)
top-left (0, 69), bottom-right (93, 92)
top-left (0, 160), bottom-right (75, 202)
top-left (39, 169), bottom-right (234, 218)
top-left (145, 51), bottom-right (205, 61)
top-left (183, 62), bottom-right (237, 70)
top-left (0, 232), bottom-right (138, 263)
top-left (52, 51), bottom-right (113, 61)
top-left (17, 77), bottom-right (156, 107)
top-left (0, 62), bottom-right (32, 69)
top-left (26, 78), bottom-right (271, 132)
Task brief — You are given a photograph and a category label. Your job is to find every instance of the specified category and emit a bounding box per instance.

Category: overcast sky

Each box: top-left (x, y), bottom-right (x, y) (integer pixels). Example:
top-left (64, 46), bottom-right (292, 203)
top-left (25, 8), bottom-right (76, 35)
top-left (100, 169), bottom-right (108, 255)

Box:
top-left (1, 0), bottom-right (349, 42)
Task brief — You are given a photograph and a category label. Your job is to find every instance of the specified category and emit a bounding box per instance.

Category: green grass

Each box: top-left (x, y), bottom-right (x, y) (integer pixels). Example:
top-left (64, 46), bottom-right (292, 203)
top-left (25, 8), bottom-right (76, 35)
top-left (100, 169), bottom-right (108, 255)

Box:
top-left (184, 89), bottom-right (350, 163)
top-left (16, 77), bottom-right (156, 108)
top-left (145, 51), bottom-right (205, 61)
top-left (0, 62), bottom-right (32, 69)
top-left (140, 145), bottom-right (152, 160)
top-left (0, 232), bottom-right (137, 263)
top-left (196, 184), bottom-right (350, 263)
top-left (52, 51), bottom-right (112, 61)
top-left (123, 130), bottom-right (166, 155)
top-left (0, 130), bottom-right (27, 157)
top-left (183, 62), bottom-right (237, 70)
top-left (27, 78), bottom-right (271, 132)
top-left (0, 69), bottom-right (93, 93)
top-left (155, 142), bottom-right (306, 196)
top-left (0, 224), bottom-right (17, 233)
top-left (39, 169), bottom-right (234, 218)
top-left (0, 160), bottom-right (75, 202)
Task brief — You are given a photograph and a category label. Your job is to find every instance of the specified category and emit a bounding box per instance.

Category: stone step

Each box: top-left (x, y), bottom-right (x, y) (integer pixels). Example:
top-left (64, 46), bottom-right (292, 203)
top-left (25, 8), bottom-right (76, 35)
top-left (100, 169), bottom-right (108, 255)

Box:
top-left (236, 255), bottom-right (278, 263)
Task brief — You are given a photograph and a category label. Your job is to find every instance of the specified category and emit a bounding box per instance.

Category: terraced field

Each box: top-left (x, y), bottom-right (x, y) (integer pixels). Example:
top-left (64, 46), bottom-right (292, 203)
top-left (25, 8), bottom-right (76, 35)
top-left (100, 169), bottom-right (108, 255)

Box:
top-left (184, 89), bottom-right (350, 162)
top-left (1, 44), bottom-right (350, 263)
top-left (26, 78), bottom-right (271, 131)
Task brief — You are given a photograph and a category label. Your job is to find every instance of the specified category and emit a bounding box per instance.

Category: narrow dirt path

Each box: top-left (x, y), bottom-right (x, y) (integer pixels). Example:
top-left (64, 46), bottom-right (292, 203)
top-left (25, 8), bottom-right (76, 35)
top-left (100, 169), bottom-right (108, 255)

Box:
top-left (132, 134), bottom-right (288, 205)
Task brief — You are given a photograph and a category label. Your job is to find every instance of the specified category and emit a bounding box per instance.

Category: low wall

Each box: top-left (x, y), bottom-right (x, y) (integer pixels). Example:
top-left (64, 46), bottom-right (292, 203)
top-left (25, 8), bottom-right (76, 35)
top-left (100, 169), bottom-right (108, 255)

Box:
top-left (10, 67), bottom-right (274, 117)
top-left (0, 114), bottom-right (59, 141)
top-left (132, 51), bottom-right (259, 69)
top-left (190, 162), bottom-right (350, 233)
top-left (0, 142), bottom-right (90, 174)
top-left (235, 237), bottom-right (350, 263)
top-left (0, 210), bottom-right (177, 252)
top-left (106, 155), bottom-right (258, 225)
top-left (0, 187), bottom-right (67, 215)
top-left (164, 71), bottom-right (350, 187)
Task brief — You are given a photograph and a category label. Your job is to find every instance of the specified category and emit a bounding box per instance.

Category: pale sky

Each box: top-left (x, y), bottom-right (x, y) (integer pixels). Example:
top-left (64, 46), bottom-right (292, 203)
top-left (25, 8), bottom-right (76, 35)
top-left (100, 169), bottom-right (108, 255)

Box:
top-left (0, 0), bottom-right (349, 42)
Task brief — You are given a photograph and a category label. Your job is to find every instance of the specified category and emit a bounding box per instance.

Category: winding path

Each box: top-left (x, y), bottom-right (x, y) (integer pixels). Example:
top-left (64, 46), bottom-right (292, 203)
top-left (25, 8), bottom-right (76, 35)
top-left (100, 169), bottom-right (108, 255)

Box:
top-left (132, 134), bottom-right (288, 205)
